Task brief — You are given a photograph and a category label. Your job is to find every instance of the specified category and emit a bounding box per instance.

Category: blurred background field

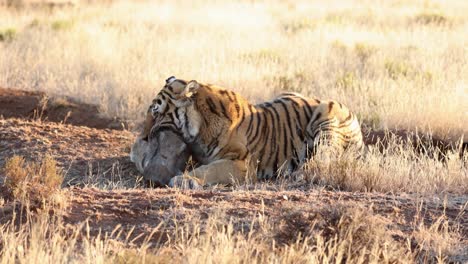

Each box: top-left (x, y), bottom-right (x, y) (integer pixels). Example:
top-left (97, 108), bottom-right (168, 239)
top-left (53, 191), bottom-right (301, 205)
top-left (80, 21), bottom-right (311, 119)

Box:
top-left (1, 0), bottom-right (467, 140)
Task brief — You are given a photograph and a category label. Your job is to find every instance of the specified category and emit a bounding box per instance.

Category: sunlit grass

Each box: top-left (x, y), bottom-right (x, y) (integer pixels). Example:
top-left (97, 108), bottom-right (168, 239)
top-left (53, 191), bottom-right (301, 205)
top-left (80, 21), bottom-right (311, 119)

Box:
top-left (0, 0), bottom-right (466, 139)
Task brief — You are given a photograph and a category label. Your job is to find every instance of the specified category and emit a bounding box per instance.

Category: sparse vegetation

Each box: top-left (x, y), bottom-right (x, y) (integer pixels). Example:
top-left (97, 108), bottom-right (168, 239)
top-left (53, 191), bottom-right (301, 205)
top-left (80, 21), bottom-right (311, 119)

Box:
top-left (304, 142), bottom-right (467, 194)
top-left (384, 60), bottom-right (413, 80)
top-left (414, 12), bottom-right (450, 25)
top-left (1, 194), bottom-right (465, 263)
top-left (268, 71), bottom-right (307, 94)
top-left (0, 28), bottom-right (16, 42)
top-left (241, 49), bottom-right (282, 63)
top-left (282, 18), bottom-right (315, 33)
top-left (3, 155), bottom-right (64, 206)
top-left (354, 43), bottom-right (376, 65)
top-left (51, 19), bottom-right (74, 31)
top-left (335, 72), bottom-right (359, 90)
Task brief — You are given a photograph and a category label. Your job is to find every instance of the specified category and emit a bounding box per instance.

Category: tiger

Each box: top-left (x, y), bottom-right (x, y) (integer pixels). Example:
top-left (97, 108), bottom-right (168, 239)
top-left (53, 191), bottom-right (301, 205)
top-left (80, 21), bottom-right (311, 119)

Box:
top-left (147, 76), bottom-right (364, 189)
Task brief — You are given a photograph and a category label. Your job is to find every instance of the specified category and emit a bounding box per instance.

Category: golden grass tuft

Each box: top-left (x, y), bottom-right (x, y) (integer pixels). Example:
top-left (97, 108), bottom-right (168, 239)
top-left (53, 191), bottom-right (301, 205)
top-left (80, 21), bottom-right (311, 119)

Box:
top-left (3, 155), bottom-right (64, 206)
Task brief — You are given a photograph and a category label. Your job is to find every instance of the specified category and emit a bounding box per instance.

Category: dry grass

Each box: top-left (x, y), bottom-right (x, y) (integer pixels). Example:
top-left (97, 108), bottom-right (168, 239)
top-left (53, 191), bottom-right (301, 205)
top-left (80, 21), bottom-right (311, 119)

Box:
top-left (1, 0), bottom-right (467, 263)
top-left (1, 201), bottom-right (465, 263)
top-left (3, 155), bottom-right (64, 206)
top-left (0, 0), bottom-right (466, 139)
top-left (302, 142), bottom-right (467, 195)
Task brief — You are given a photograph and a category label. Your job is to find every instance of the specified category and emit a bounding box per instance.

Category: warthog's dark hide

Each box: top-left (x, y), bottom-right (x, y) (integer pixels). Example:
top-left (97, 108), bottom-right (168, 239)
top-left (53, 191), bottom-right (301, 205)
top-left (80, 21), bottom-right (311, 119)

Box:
top-left (130, 130), bottom-right (190, 187)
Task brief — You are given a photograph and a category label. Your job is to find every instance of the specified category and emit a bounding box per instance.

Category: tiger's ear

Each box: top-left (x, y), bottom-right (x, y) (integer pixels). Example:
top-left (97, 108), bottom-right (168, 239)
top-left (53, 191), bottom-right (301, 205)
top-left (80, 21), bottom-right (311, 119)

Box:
top-left (184, 80), bottom-right (200, 98)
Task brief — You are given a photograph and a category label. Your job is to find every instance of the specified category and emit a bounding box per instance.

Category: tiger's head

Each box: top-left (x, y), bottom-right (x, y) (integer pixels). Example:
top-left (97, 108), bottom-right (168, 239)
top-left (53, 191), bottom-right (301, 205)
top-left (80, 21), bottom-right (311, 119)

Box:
top-left (150, 76), bottom-right (190, 115)
top-left (149, 76), bottom-right (203, 143)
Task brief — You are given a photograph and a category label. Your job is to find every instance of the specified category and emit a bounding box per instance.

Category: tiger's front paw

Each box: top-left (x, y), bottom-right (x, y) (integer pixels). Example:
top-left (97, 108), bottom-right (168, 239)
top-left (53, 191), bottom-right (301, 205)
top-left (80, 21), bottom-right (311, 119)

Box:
top-left (168, 176), bottom-right (203, 190)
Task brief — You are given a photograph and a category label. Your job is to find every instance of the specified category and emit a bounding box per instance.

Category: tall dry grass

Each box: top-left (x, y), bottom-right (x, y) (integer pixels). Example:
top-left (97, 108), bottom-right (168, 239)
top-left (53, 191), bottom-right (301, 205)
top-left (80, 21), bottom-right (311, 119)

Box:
top-left (1, 201), bottom-right (466, 263)
top-left (0, 0), bottom-right (466, 139)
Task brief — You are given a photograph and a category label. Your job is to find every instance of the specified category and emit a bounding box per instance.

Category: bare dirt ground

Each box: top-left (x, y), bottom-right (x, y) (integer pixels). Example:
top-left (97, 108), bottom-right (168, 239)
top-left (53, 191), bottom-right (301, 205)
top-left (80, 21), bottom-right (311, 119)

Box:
top-left (0, 88), bottom-right (467, 260)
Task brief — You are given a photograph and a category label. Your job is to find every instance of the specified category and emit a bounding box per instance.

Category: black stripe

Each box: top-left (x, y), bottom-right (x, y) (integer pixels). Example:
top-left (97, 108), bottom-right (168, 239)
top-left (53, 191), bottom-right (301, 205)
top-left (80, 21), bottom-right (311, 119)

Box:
top-left (250, 108), bottom-right (268, 155)
top-left (257, 107), bottom-right (273, 165)
top-left (219, 90), bottom-right (235, 102)
top-left (247, 108), bottom-right (262, 145)
top-left (160, 90), bottom-right (175, 100)
top-left (234, 103), bottom-right (241, 117)
top-left (266, 106), bottom-right (278, 169)
top-left (328, 101), bottom-right (335, 113)
top-left (310, 112), bottom-right (322, 127)
top-left (236, 104), bottom-right (246, 131)
top-left (282, 125), bottom-right (289, 163)
top-left (338, 113), bottom-right (354, 127)
top-left (298, 97), bottom-right (313, 120)
top-left (206, 139), bottom-right (219, 156)
top-left (268, 105), bottom-right (281, 167)
top-left (206, 98), bottom-right (219, 115)
top-left (173, 108), bottom-right (180, 122)
top-left (217, 146), bottom-right (228, 158)
top-left (220, 102), bottom-right (231, 121)
top-left (278, 101), bottom-right (294, 158)
top-left (281, 97), bottom-right (304, 124)
top-left (245, 105), bottom-right (256, 136)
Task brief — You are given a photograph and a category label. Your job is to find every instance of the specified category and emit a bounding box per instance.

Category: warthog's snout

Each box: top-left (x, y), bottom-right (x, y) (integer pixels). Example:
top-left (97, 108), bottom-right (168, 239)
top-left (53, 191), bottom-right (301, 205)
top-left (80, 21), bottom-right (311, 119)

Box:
top-left (130, 131), bottom-right (190, 186)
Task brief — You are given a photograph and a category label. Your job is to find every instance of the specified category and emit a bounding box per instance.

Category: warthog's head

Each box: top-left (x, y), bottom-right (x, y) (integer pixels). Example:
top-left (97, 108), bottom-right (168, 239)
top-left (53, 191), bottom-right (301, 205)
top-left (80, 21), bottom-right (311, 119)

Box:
top-left (130, 130), bottom-right (190, 187)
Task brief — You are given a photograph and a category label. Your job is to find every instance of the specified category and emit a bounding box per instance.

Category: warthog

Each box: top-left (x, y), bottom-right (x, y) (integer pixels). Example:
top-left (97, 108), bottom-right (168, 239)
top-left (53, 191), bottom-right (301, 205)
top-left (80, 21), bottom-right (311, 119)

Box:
top-left (130, 130), bottom-right (190, 187)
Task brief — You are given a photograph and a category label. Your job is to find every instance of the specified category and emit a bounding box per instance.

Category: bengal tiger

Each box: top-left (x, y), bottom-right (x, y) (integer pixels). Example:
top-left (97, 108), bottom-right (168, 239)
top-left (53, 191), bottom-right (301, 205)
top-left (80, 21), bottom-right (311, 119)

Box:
top-left (146, 76), bottom-right (364, 188)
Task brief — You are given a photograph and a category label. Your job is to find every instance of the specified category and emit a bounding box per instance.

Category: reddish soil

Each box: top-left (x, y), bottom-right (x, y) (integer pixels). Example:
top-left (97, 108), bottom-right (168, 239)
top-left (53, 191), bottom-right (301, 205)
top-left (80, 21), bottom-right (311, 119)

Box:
top-left (0, 87), bottom-right (127, 130)
top-left (61, 187), bottom-right (467, 245)
top-left (0, 88), bottom-right (466, 259)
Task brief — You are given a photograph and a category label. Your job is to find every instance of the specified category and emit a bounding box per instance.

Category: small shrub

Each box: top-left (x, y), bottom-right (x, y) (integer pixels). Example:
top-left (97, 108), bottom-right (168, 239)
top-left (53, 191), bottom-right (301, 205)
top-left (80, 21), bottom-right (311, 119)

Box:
top-left (414, 12), bottom-right (449, 25)
top-left (28, 19), bottom-right (41, 28)
top-left (354, 43), bottom-right (376, 63)
top-left (3, 155), bottom-right (64, 206)
top-left (241, 49), bottom-right (282, 63)
top-left (268, 71), bottom-right (307, 94)
top-left (361, 111), bottom-right (382, 129)
top-left (331, 40), bottom-right (347, 54)
top-left (51, 19), bottom-right (74, 31)
top-left (304, 146), bottom-right (380, 191)
top-left (0, 28), bottom-right (16, 42)
top-left (325, 13), bottom-right (346, 24)
top-left (317, 205), bottom-right (412, 263)
top-left (416, 70), bottom-right (434, 83)
top-left (283, 18), bottom-right (314, 33)
top-left (384, 60), bottom-right (412, 79)
top-left (335, 72), bottom-right (359, 90)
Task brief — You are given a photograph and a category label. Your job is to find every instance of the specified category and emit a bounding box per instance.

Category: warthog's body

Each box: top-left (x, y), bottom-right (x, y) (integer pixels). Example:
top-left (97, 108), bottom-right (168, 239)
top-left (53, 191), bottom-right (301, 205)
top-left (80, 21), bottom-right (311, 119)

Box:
top-left (130, 130), bottom-right (190, 186)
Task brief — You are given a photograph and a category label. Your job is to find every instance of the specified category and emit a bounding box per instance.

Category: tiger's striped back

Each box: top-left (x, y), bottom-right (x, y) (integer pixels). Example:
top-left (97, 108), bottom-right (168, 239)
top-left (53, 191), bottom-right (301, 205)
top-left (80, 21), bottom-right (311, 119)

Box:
top-left (149, 78), bottom-right (363, 179)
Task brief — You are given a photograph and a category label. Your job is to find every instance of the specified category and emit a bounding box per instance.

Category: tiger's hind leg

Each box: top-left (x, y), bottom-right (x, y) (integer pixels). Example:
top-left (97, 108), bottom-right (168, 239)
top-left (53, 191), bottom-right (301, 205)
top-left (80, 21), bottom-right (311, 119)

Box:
top-left (304, 101), bottom-right (363, 159)
top-left (168, 159), bottom-right (254, 189)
